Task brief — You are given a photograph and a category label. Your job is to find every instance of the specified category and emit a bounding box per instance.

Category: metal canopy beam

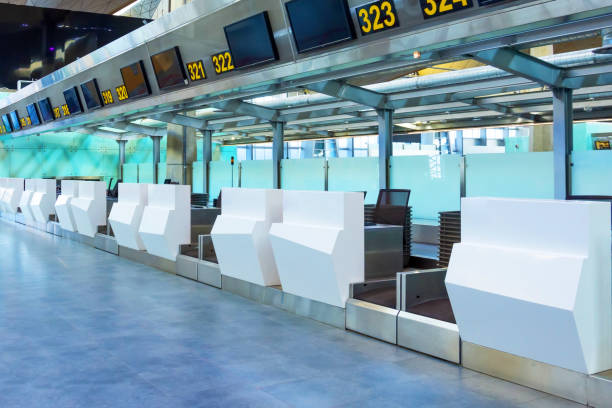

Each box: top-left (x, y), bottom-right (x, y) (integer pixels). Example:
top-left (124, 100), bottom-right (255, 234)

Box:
top-left (305, 80), bottom-right (390, 109)
top-left (271, 122), bottom-right (284, 189)
top-left (111, 122), bottom-right (167, 137)
top-left (378, 109), bottom-right (393, 190)
top-left (210, 100), bottom-right (281, 122)
top-left (469, 47), bottom-right (566, 88)
top-left (153, 113), bottom-right (208, 130)
top-left (552, 87), bottom-right (573, 200)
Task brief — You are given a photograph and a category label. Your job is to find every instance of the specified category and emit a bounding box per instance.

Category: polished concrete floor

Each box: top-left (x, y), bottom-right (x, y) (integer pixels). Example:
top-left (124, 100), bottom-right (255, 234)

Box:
top-left (0, 219), bottom-right (584, 408)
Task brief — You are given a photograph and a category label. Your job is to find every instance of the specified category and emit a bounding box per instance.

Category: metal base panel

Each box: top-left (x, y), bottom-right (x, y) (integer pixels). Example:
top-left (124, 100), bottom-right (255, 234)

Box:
top-left (61, 229), bottom-right (96, 247)
top-left (197, 260), bottom-right (221, 288)
top-left (461, 341), bottom-right (588, 405)
top-left (176, 255), bottom-right (198, 280)
top-left (589, 370), bottom-right (612, 408)
top-left (94, 234), bottom-right (119, 255)
top-left (221, 275), bottom-right (346, 329)
top-left (1, 212), bottom-right (16, 222)
top-left (397, 311), bottom-right (460, 364)
top-left (14, 213), bottom-right (25, 224)
top-left (118, 246), bottom-right (176, 275)
top-left (47, 221), bottom-right (63, 236)
top-left (346, 298), bottom-right (398, 344)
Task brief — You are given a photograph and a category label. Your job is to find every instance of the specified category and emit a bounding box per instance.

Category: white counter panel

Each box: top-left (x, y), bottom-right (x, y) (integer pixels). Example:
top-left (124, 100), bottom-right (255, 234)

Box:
top-left (270, 191), bottom-right (364, 308)
top-left (211, 188), bottom-right (282, 286)
top-left (108, 183), bottom-right (148, 250)
top-left (19, 179), bottom-right (37, 225)
top-left (2, 178), bottom-right (24, 214)
top-left (138, 184), bottom-right (190, 261)
top-left (30, 179), bottom-right (56, 223)
top-left (55, 180), bottom-right (79, 232)
top-left (71, 181), bottom-right (107, 238)
top-left (446, 197), bottom-right (612, 374)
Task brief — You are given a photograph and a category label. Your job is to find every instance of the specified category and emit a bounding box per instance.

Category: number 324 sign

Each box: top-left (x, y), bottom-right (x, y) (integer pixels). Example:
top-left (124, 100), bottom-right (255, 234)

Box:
top-left (419, 0), bottom-right (474, 19)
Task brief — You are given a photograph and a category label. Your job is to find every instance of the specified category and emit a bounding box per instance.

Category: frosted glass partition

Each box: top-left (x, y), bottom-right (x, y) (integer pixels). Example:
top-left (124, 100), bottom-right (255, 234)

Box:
top-left (138, 164), bottom-right (154, 184)
top-left (281, 159), bottom-right (326, 191)
top-left (466, 152), bottom-right (554, 199)
top-left (572, 150), bottom-right (612, 196)
top-left (240, 160), bottom-right (273, 189)
top-left (192, 161), bottom-right (204, 194)
top-left (209, 161), bottom-right (238, 201)
top-left (390, 155), bottom-right (461, 221)
top-left (157, 164), bottom-right (166, 185)
top-left (328, 157), bottom-right (378, 205)
top-left (123, 164), bottom-right (138, 183)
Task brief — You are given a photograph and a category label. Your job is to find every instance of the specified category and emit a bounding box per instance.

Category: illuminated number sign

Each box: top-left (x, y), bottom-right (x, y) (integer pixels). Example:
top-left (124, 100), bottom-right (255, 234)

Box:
top-left (20, 117), bottom-right (27, 127)
top-left (419, 0), bottom-right (473, 19)
top-left (101, 89), bottom-right (114, 105)
top-left (595, 140), bottom-right (611, 150)
top-left (61, 104), bottom-right (70, 116)
top-left (0, 125), bottom-right (5, 133)
top-left (53, 107), bottom-right (61, 119)
top-left (116, 85), bottom-right (129, 101)
top-left (186, 60), bottom-right (207, 82)
top-left (356, 0), bottom-right (399, 36)
top-left (26, 116), bottom-right (31, 126)
top-left (211, 51), bottom-right (235, 75)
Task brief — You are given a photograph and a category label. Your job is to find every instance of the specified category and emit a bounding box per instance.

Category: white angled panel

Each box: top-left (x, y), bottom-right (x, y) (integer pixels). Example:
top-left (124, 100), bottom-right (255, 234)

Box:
top-left (108, 183), bottom-right (149, 250)
top-left (55, 180), bottom-right (79, 232)
top-left (71, 181), bottom-right (107, 237)
top-left (30, 179), bottom-right (56, 223)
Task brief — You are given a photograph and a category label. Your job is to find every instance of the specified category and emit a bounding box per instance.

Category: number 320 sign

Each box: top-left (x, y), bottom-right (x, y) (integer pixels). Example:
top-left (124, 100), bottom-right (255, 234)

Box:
top-left (356, 0), bottom-right (399, 36)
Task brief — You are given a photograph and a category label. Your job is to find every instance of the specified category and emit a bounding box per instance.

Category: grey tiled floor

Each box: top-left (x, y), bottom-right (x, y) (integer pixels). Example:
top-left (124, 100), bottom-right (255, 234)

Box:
top-left (0, 219), bottom-right (584, 407)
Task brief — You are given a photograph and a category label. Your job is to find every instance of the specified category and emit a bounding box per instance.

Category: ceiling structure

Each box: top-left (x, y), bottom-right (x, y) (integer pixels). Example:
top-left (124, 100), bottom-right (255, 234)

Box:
top-left (2, 0), bottom-right (612, 146)
top-left (0, 0), bottom-right (137, 14)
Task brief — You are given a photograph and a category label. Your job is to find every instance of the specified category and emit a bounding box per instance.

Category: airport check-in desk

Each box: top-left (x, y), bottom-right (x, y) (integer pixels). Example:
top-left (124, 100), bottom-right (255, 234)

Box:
top-left (0, 178), bottom-right (24, 214)
top-left (55, 180), bottom-right (79, 232)
top-left (71, 181), bottom-right (107, 238)
top-left (108, 183), bottom-right (148, 251)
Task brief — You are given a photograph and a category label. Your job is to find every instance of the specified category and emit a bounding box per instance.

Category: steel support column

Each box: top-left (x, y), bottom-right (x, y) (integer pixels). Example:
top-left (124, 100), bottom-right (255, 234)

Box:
top-left (377, 109), bottom-right (393, 190)
top-left (202, 129), bottom-right (212, 195)
top-left (151, 136), bottom-right (162, 184)
top-left (117, 139), bottom-right (126, 181)
top-left (271, 121), bottom-right (284, 189)
top-left (552, 87), bottom-right (573, 200)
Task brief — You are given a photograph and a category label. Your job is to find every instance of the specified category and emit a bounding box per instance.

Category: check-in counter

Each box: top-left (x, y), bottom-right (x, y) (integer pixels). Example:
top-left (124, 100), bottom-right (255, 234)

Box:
top-left (71, 181), bottom-right (107, 238)
top-left (19, 179), bottom-right (37, 225)
top-left (446, 197), bottom-right (612, 374)
top-left (108, 183), bottom-right (148, 250)
top-left (138, 184), bottom-right (190, 261)
top-left (55, 180), bottom-right (79, 231)
top-left (30, 179), bottom-right (56, 223)
top-left (1, 178), bottom-right (24, 214)
top-left (269, 191), bottom-right (364, 308)
top-left (0, 178), bottom-right (6, 212)
top-left (211, 188), bottom-right (282, 286)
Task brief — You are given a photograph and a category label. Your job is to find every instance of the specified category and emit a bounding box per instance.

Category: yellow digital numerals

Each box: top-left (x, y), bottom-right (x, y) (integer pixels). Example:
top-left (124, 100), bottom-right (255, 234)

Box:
top-left (419, 0), bottom-right (473, 19)
top-left (116, 85), bottom-right (129, 101)
top-left (356, 0), bottom-right (399, 36)
top-left (186, 60), bottom-right (207, 82)
top-left (53, 107), bottom-right (61, 119)
top-left (101, 89), bottom-right (114, 105)
top-left (61, 104), bottom-right (70, 116)
top-left (211, 51), bottom-right (235, 75)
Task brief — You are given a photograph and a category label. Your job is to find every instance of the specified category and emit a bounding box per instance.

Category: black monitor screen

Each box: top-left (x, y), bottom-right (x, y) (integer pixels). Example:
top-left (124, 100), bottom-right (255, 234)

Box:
top-left (63, 86), bottom-right (83, 114)
top-left (285, 0), bottom-right (354, 54)
top-left (151, 47), bottom-right (187, 90)
top-left (26, 103), bottom-right (41, 126)
top-left (9, 110), bottom-right (20, 130)
top-left (2, 114), bottom-right (12, 132)
top-left (224, 12), bottom-right (278, 69)
top-left (80, 79), bottom-right (102, 110)
top-left (38, 98), bottom-right (54, 122)
top-left (120, 61), bottom-right (150, 99)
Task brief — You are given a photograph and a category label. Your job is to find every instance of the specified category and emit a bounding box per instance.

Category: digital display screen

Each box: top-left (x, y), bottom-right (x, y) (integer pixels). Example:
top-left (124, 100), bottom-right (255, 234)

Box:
top-left (9, 110), bottom-right (20, 130)
top-left (26, 103), bottom-right (41, 126)
top-left (120, 61), bottom-right (150, 99)
top-left (63, 86), bottom-right (83, 114)
top-left (38, 98), bottom-right (54, 122)
top-left (286, 0), bottom-right (355, 53)
top-left (2, 114), bottom-right (12, 132)
top-left (151, 47), bottom-right (187, 90)
top-left (80, 79), bottom-right (103, 110)
top-left (224, 12), bottom-right (279, 69)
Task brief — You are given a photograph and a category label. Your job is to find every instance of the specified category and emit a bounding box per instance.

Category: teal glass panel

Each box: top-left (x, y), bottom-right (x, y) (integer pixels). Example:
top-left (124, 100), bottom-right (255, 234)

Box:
top-left (281, 158), bottom-right (326, 191)
top-left (466, 152), bottom-right (554, 199)
top-left (157, 164), bottom-right (166, 185)
top-left (328, 157), bottom-right (378, 204)
top-left (240, 160), bottom-right (273, 189)
top-left (571, 150), bottom-right (612, 196)
top-left (573, 122), bottom-right (612, 152)
top-left (209, 161), bottom-right (238, 200)
top-left (390, 155), bottom-right (461, 221)
top-left (123, 164), bottom-right (138, 183)
top-left (138, 164), bottom-right (154, 184)
top-left (192, 161), bottom-right (204, 193)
